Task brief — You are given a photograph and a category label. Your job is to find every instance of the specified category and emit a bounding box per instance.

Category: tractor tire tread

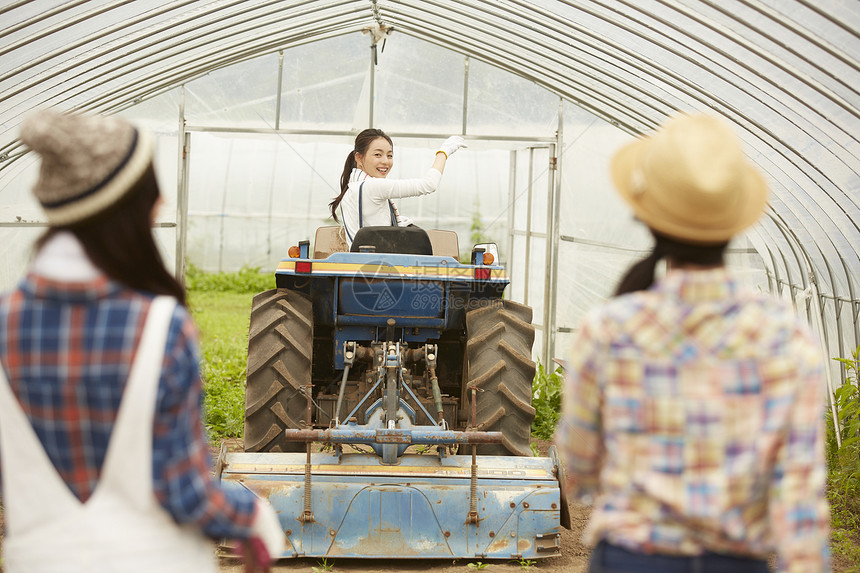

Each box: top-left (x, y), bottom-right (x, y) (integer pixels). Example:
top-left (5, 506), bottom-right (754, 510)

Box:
top-left (465, 299), bottom-right (536, 456)
top-left (244, 289), bottom-right (312, 453)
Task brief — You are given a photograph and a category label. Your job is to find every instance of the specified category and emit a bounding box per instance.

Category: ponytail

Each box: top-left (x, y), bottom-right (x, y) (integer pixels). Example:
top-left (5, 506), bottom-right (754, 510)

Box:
top-left (613, 231), bottom-right (728, 297)
top-left (329, 151), bottom-right (356, 222)
top-left (613, 248), bottom-right (663, 296)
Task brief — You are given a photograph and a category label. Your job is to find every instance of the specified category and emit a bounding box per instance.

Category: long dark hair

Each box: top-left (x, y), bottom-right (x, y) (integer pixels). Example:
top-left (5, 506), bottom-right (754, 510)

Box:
top-left (36, 164), bottom-right (186, 304)
top-left (329, 128), bottom-right (393, 222)
top-left (613, 230), bottom-right (728, 296)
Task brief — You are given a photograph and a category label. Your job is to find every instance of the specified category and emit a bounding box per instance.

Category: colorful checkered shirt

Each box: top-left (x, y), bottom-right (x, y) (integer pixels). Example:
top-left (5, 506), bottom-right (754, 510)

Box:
top-left (557, 267), bottom-right (830, 573)
top-left (0, 273), bottom-right (256, 540)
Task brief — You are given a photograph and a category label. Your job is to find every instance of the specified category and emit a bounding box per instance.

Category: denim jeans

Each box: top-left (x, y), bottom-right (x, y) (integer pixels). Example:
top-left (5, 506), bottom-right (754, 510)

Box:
top-left (587, 540), bottom-right (770, 573)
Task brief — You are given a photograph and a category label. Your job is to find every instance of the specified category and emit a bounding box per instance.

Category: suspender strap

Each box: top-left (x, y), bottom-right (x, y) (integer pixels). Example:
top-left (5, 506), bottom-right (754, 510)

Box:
top-left (358, 182), bottom-right (364, 227)
top-left (341, 182), bottom-right (365, 243)
top-left (341, 206), bottom-right (353, 243)
top-left (341, 182), bottom-right (397, 242)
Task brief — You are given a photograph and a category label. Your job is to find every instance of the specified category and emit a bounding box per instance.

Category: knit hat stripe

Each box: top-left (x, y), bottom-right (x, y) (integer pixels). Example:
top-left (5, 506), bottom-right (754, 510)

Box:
top-left (40, 131), bottom-right (140, 209)
top-left (42, 130), bottom-right (154, 226)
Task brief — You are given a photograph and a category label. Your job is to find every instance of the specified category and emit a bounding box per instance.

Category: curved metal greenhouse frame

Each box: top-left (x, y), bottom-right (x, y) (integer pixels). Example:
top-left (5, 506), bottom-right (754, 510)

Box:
top-left (1, 1), bottom-right (858, 374)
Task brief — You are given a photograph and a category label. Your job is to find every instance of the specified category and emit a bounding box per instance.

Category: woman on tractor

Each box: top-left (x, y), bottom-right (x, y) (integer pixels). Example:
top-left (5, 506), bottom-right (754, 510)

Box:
top-left (329, 128), bottom-right (467, 250)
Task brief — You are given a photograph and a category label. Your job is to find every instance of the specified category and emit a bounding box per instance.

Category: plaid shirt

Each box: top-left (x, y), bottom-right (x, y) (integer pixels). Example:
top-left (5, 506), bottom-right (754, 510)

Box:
top-left (557, 268), bottom-right (830, 573)
top-left (0, 273), bottom-right (256, 540)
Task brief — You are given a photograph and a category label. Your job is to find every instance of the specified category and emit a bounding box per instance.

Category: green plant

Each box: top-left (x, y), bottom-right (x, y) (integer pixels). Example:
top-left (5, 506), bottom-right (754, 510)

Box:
top-left (312, 557), bottom-right (335, 572)
top-left (189, 290), bottom-right (252, 440)
top-left (467, 562), bottom-right (489, 570)
top-left (186, 267), bottom-right (273, 441)
top-left (529, 442), bottom-right (540, 457)
top-left (828, 345), bottom-right (860, 570)
top-left (512, 558), bottom-right (537, 570)
top-left (185, 262), bottom-right (273, 294)
top-left (531, 359), bottom-right (563, 440)
top-left (833, 345), bottom-right (860, 442)
top-left (829, 345), bottom-right (860, 495)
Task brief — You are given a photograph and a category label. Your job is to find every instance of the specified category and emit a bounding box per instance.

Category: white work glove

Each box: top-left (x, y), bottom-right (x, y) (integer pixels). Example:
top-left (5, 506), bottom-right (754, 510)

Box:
top-left (252, 498), bottom-right (284, 558)
top-left (437, 135), bottom-right (467, 158)
top-left (390, 201), bottom-right (413, 227)
top-left (234, 498), bottom-right (284, 571)
top-left (396, 214), bottom-right (414, 227)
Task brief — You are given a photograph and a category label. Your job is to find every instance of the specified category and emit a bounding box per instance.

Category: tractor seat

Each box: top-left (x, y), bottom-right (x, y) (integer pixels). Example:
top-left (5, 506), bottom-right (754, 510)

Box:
top-left (350, 225), bottom-right (433, 255)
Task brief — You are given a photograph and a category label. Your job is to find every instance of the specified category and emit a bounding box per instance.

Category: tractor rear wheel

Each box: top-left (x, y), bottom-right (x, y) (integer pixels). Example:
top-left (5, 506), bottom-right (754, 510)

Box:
top-left (465, 300), bottom-right (536, 456)
top-left (243, 289), bottom-right (312, 452)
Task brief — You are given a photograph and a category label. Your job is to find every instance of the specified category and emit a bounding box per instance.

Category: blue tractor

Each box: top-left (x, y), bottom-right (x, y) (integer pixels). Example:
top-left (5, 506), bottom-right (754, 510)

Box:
top-left (219, 225), bottom-right (569, 560)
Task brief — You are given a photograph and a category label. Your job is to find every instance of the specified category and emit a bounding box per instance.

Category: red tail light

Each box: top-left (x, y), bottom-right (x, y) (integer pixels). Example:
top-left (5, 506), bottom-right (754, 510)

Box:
top-left (474, 268), bottom-right (491, 280)
top-left (295, 261), bottom-right (312, 274)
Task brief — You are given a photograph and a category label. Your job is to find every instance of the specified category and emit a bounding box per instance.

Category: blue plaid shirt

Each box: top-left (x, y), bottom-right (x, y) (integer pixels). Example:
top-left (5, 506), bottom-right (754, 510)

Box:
top-left (0, 273), bottom-right (256, 539)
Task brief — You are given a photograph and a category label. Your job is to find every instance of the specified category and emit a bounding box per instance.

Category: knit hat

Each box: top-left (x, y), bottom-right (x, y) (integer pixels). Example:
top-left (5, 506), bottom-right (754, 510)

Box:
top-left (610, 114), bottom-right (768, 244)
top-left (20, 109), bottom-right (154, 226)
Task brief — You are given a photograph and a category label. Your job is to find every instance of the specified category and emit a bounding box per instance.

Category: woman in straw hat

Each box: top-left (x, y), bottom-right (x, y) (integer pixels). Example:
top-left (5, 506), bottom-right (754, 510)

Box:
top-left (556, 114), bottom-right (830, 573)
top-left (0, 110), bottom-right (282, 572)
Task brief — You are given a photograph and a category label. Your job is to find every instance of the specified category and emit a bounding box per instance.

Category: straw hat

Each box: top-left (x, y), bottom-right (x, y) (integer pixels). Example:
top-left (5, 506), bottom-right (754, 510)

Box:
top-left (20, 109), bottom-right (154, 226)
top-left (610, 114), bottom-right (768, 244)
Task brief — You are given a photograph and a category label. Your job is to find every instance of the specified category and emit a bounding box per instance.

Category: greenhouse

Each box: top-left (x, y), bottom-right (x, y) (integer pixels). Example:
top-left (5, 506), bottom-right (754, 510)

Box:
top-left (2, 0), bottom-right (858, 380)
top-left (1, 0), bottom-right (859, 569)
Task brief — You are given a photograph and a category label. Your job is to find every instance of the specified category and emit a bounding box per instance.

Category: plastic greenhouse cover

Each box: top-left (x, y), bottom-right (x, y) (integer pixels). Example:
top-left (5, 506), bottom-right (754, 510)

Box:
top-left (0, 0), bottom-right (858, 371)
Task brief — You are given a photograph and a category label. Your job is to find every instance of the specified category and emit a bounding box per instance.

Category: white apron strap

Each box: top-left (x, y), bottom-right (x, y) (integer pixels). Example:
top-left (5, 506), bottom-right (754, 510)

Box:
top-left (0, 296), bottom-right (177, 532)
top-left (95, 295), bottom-right (176, 508)
top-left (0, 351), bottom-right (82, 535)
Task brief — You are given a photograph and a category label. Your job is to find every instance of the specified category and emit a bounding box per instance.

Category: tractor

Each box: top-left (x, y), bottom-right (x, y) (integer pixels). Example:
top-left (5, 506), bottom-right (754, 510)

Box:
top-left (218, 225), bottom-right (569, 560)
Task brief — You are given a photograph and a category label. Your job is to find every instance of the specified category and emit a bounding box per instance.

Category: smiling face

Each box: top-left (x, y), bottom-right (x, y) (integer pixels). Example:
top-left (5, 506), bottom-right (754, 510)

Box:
top-left (356, 137), bottom-right (393, 178)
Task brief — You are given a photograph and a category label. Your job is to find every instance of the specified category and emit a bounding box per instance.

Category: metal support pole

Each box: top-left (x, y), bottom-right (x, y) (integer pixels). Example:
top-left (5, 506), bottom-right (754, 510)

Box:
top-left (805, 277), bottom-right (842, 449)
top-left (275, 50), bottom-right (284, 130)
top-left (462, 56), bottom-right (470, 135)
top-left (175, 85), bottom-right (189, 284)
top-left (844, 260), bottom-right (860, 349)
top-left (507, 150), bottom-right (517, 278)
top-left (369, 43), bottom-right (376, 128)
top-left (543, 98), bottom-right (564, 368)
top-left (524, 148), bottom-right (534, 306)
top-left (770, 211), bottom-right (842, 448)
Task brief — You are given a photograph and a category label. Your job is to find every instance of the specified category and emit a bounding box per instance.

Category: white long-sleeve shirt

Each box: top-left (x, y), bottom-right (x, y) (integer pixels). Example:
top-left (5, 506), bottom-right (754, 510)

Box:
top-left (339, 167), bottom-right (442, 248)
